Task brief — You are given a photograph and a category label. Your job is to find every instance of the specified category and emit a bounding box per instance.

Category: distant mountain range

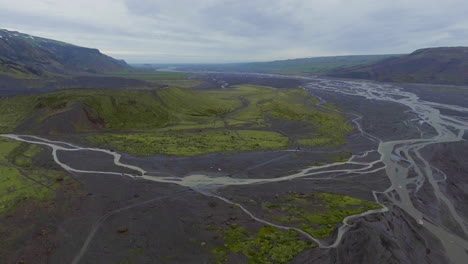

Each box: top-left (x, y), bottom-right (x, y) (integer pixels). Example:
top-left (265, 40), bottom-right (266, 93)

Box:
top-left (0, 29), bottom-right (129, 77)
top-left (328, 47), bottom-right (468, 85)
top-left (165, 54), bottom-right (401, 75)
top-left (1, 29), bottom-right (467, 86)
top-left (163, 47), bottom-right (468, 86)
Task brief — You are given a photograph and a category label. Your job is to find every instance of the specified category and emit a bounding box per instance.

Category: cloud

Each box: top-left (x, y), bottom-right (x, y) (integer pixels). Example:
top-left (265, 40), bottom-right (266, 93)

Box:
top-left (0, 0), bottom-right (467, 63)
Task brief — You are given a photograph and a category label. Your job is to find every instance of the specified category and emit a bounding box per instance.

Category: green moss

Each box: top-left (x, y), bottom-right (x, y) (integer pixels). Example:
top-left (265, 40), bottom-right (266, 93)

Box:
top-left (258, 88), bottom-right (353, 147)
top-left (317, 192), bottom-right (381, 211)
top-left (158, 87), bottom-right (241, 122)
top-left (6, 142), bottom-right (41, 167)
top-left (84, 85), bottom-right (352, 156)
top-left (33, 89), bottom-right (170, 130)
top-left (156, 80), bottom-right (202, 88)
top-left (0, 96), bottom-right (36, 133)
top-left (106, 70), bottom-right (190, 82)
top-left (1, 84), bottom-right (353, 154)
top-left (212, 225), bottom-right (311, 264)
top-left (105, 69), bottom-right (203, 88)
top-left (331, 151), bottom-right (353, 162)
top-left (0, 137), bottom-right (74, 215)
top-left (298, 138), bottom-right (334, 147)
top-left (262, 192), bottom-right (381, 239)
top-left (88, 129), bottom-right (289, 156)
top-left (0, 139), bottom-right (20, 160)
top-left (223, 85), bottom-right (279, 125)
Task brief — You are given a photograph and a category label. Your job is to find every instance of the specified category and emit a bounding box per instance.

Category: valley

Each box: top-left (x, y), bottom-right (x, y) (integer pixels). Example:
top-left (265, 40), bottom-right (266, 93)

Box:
top-left (2, 1), bottom-right (468, 263)
top-left (1, 70), bottom-right (467, 263)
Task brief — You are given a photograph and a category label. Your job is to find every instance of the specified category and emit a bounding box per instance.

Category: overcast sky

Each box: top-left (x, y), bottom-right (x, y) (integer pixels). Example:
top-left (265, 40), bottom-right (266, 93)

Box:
top-left (1, 0), bottom-right (467, 63)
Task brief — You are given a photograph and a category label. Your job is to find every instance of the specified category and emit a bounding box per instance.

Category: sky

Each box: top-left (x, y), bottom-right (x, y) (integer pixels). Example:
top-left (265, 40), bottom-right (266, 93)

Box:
top-left (1, 0), bottom-right (467, 63)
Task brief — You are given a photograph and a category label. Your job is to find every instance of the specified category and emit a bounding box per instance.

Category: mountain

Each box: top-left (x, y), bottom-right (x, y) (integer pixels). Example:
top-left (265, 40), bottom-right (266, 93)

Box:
top-left (328, 47), bottom-right (468, 85)
top-left (223, 54), bottom-right (401, 75)
top-left (0, 29), bottom-right (129, 77)
top-left (161, 54), bottom-right (401, 75)
top-left (0, 57), bottom-right (38, 77)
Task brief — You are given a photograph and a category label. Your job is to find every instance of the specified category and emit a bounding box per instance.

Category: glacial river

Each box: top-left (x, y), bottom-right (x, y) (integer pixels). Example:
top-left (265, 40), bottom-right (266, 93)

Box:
top-left (2, 77), bottom-right (468, 264)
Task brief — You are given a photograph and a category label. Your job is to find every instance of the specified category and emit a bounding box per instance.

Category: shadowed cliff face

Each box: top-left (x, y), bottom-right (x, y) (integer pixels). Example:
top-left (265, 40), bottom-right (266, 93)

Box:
top-left (0, 29), bottom-right (129, 76)
top-left (328, 47), bottom-right (468, 85)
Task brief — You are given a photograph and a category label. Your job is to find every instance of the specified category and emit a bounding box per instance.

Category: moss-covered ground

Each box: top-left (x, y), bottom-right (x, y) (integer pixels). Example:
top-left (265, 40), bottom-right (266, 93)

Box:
top-left (106, 70), bottom-right (190, 82)
top-left (0, 84), bottom-right (352, 156)
top-left (105, 70), bottom-right (202, 88)
top-left (205, 191), bottom-right (380, 263)
top-left (211, 224), bottom-right (312, 264)
top-left (261, 192), bottom-right (381, 239)
top-left (0, 137), bottom-right (83, 262)
top-left (0, 137), bottom-right (77, 215)
top-left (89, 85), bottom-right (351, 155)
top-left (88, 130), bottom-right (289, 156)
top-left (0, 95), bottom-right (37, 133)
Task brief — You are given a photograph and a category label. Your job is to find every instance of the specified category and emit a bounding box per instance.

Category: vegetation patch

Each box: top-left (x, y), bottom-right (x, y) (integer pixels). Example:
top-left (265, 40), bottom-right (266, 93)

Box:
top-left (0, 137), bottom-right (82, 263)
top-left (0, 138), bottom-right (77, 215)
top-left (33, 89), bottom-right (170, 130)
top-left (212, 225), bottom-right (312, 264)
top-left (158, 87), bottom-right (241, 120)
top-left (106, 70), bottom-right (190, 82)
top-left (84, 85), bottom-right (351, 155)
top-left (259, 89), bottom-right (352, 147)
top-left (105, 70), bottom-right (203, 88)
top-left (0, 95), bottom-right (37, 133)
top-left (88, 130), bottom-right (289, 156)
top-left (1, 84), bottom-right (353, 155)
top-left (261, 192), bottom-right (381, 239)
top-left (330, 151), bottom-right (353, 162)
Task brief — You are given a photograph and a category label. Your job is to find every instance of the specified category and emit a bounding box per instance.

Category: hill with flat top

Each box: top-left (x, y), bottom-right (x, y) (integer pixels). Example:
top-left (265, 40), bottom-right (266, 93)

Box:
top-left (0, 29), bottom-right (129, 77)
top-left (329, 47), bottom-right (468, 85)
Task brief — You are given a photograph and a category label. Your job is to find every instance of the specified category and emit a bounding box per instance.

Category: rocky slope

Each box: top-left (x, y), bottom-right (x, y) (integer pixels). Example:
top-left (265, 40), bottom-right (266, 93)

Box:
top-left (329, 47), bottom-right (468, 85)
top-left (0, 29), bottom-right (129, 76)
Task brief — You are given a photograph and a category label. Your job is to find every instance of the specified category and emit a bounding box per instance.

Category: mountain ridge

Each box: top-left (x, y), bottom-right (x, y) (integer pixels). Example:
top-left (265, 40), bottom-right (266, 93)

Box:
top-left (328, 47), bottom-right (468, 85)
top-left (160, 54), bottom-right (402, 75)
top-left (0, 29), bottom-right (129, 77)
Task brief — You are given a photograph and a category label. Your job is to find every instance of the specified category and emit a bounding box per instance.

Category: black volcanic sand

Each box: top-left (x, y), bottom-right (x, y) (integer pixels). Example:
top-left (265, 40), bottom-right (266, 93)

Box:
top-left (420, 141), bottom-right (468, 229)
top-left (304, 88), bottom-right (437, 142)
top-left (295, 205), bottom-right (449, 264)
top-left (58, 149), bottom-right (137, 174)
top-left (23, 75), bottom-right (464, 264)
top-left (399, 83), bottom-right (468, 108)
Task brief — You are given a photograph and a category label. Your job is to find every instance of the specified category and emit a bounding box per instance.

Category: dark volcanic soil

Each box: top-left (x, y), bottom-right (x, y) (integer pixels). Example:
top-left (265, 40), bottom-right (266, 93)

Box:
top-left (5, 74), bottom-right (467, 264)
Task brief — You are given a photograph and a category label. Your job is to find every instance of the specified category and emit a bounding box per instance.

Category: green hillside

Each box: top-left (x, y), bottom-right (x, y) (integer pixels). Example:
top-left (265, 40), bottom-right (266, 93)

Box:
top-left (0, 85), bottom-right (352, 156)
